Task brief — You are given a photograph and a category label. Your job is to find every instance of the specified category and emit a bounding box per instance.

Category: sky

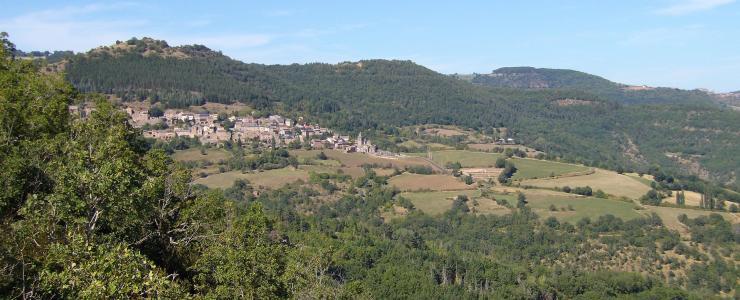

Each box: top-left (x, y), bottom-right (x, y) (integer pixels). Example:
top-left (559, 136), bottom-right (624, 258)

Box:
top-left (1, 0), bottom-right (739, 92)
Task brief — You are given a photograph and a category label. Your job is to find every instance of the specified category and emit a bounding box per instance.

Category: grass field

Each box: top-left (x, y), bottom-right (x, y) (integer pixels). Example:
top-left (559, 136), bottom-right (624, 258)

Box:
top-left (522, 189), bottom-right (642, 223)
top-left (291, 149), bottom-right (432, 169)
top-left (194, 167), bottom-right (308, 189)
top-left (413, 150), bottom-right (504, 168)
top-left (645, 205), bottom-right (740, 235)
top-left (398, 190), bottom-right (481, 215)
top-left (661, 190), bottom-right (704, 207)
top-left (510, 158), bottom-right (590, 180)
top-left (299, 165), bottom-right (338, 174)
top-left (423, 127), bottom-right (467, 137)
top-left (173, 148), bottom-right (231, 162)
top-left (388, 173), bottom-right (474, 191)
top-left (624, 173), bottom-right (654, 187)
top-left (521, 169), bottom-right (651, 200)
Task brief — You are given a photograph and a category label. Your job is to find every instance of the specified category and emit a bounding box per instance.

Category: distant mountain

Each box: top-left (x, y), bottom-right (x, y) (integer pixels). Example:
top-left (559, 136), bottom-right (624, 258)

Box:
top-left (45, 38), bottom-right (740, 187)
top-left (467, 67), bottom-right (716, 106)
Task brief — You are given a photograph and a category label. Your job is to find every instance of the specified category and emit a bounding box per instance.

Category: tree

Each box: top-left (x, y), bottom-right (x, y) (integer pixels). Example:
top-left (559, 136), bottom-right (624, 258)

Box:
top-left (148, 105), bottom-right (164, 117)
top-left (0, 32), bottom-right (16, 57)
top-left (640, 189), bottom-right (662, 206)
top-left (316, 151), bottom-right (328, 160)
top-left (192, 203), bottom-right (290, 298)
top-left (38, 234), bottom-right (185, 298)
top-left (495, 157), bottom-right (506, 168)
top-left (463, 174), bottom-right (474, 185)
top-left (516, 192), bottom-right (528, 209)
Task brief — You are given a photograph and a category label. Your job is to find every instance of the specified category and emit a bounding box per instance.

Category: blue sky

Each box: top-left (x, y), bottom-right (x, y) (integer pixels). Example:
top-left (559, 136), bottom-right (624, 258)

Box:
top-left (1, 0), bottom-right (739, 92)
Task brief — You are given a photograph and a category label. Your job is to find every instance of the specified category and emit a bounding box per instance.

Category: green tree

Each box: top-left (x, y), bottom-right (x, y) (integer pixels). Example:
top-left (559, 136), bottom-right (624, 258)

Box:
top-left (517, 192), bottom-right (528, 209)
top-left (192, 203), bottom-right (290, 299)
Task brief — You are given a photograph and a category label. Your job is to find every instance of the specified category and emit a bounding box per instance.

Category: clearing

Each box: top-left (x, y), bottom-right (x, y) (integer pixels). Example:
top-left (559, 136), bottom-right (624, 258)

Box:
top-left (399, 190), bottom-right (491, 215)
top-left (520, 189), bottom-right (642, 223)
top-left (413, 150), bottom-right (504, 168)
top-left (388, 173), bottom-right (474, 192)
top-left (291, 149), bottom-right (432, 169)
top-left (173, 148), bottom-right (231, 162)
top-left (194, 167), bottom-right (308, 189)
top-left (510, 158), bottom-right (590, 180)
top-left (644, 205), bottom-right (740, 236)
top-left (521, 169), bottom-right (651, 200)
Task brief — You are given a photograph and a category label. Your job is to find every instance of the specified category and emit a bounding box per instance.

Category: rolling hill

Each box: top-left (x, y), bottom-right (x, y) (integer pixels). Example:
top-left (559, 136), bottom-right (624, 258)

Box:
top-left (466, 67), bottom-right (718, 106)
top-left (41, 37), bottom-right (740, 188)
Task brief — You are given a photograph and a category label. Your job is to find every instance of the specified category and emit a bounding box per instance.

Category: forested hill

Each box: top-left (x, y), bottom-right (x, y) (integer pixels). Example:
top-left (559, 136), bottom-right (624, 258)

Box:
top-left (466, 67), bottom-right (717, 106)
top-left (53, 38), bottom-right (740, 188)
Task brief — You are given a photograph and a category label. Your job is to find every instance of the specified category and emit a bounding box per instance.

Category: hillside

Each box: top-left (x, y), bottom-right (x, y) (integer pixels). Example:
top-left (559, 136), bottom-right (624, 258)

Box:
top-left (712, 91), bottom-right (740, 110)
top-left (3, 33), bottom-right (739, 299)
top-left (53, 38), bottom-right (740, 188)
top-left (468, 67), bottom-right (718, 106)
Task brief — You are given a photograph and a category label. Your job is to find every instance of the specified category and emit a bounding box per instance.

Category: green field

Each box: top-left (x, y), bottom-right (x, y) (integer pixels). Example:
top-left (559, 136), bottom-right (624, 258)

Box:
top-left (522, 169), bottom-right (651, 200)
top-left (388, 173), bottom-right (474, 191)
top-left (645, 205), bottom-right (740, 235)
top-left (399, 190), bottom-right (481, 215)
top-left (510, 158), bottom-right (590, 180)
top-left (291, 149), bottom-right (432, 169)
top-left (523, 190), bottom-right (642, 223)
top-left (413, 150), bottom-right (504, 167)
top-left (173, 148), bottom-right (231, 162)
top-left (194, 167), bottom-right (308, 189)
top-left (624, 173), bottom-right (654, 187)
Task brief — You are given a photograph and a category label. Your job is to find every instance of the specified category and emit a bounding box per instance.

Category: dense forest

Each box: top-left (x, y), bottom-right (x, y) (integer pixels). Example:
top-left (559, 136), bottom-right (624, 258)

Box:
top-left (58, 38), bottom-right (740, 189)
top-left (467, 67), bottom-right (718, 106)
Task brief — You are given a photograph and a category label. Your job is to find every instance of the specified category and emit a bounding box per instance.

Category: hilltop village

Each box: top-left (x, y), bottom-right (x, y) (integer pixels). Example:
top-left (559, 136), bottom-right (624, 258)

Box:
top-left (111, 104), bottom-right (395, 156)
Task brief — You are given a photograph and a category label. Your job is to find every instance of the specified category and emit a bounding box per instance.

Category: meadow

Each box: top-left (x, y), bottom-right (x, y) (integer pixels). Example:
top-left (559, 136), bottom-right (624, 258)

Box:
top-left (388, 173), bottom-right (474, 192)
top-left (173, 148), bottom-right (231, 162)
top-left (291, 149), bottom-right (432, 168)
top-left (522, 189), bottom-right (642, 223)
top-left (645, 205), bottom-right (740, 235)
top-left (510, 158), bottom-right (590, 180)
top-left (398, 190), bottom-right (481, 215)
top-left (521, 169), bottom-right (651, 199)
top-left (194, 167), bottom-right (308, 189)
top-left (412, 150), bottom-right (504, 168)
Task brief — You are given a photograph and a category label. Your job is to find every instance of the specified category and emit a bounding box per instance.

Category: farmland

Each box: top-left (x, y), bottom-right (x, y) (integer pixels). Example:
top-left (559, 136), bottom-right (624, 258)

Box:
top-left (194, 167), bottom-right (309, 189)
top-left (291, 149), bottom-right (432, 168)
top-left (388, 173), bottom-right (474, 191)
top-left (173, 148), bottom-right (231, 162)
top-left (413, 150), bottom-right (504, 167)
top-left (510, 158), bottom-right (590, 180)
top-left (399, 190), bottom-right (480, 215)
top-left (521, 169), bottom-right (651, 199)
top-left (644, 205), bottom-right (740, 235)
top-left (522, 189), bottom-right (642, 223)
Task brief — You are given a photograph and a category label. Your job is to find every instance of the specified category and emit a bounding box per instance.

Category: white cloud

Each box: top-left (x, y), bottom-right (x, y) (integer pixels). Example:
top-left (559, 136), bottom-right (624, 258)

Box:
top-left (0, 2), bottom-right (147, 51)
top-left (655, 0), bottom-right (735, 16)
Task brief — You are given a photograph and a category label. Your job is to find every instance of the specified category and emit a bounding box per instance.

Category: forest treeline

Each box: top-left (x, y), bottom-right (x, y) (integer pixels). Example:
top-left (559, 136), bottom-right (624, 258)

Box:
top-left (469, 66), bottom-right (717, 106)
